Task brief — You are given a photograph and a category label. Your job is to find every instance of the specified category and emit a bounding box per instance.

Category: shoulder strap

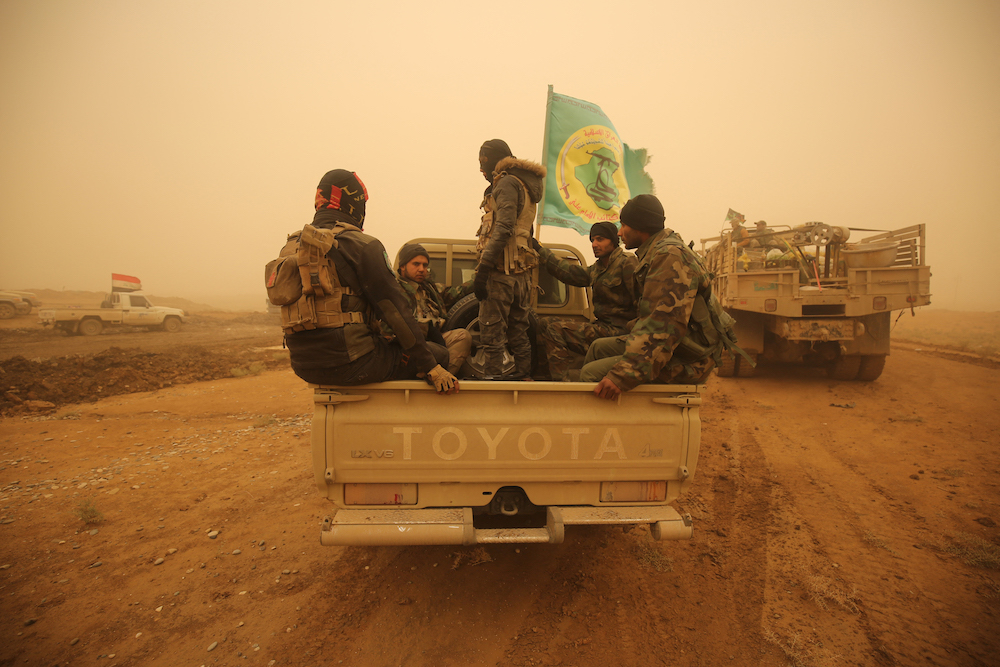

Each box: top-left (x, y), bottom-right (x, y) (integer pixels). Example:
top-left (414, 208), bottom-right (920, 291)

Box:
top-left (325, 231), bottom-right (363, 297)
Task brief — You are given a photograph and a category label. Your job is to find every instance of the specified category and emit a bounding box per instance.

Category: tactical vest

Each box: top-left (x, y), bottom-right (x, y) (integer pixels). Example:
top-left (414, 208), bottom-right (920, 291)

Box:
top-left (264, 223), bottom-right (368, 335)
top-left (477, 173), bottom-right (538, 274)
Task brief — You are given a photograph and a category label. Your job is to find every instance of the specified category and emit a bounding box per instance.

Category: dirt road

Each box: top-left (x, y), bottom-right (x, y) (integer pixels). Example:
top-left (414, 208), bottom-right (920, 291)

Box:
top-left (0, 325), bottom-right (997, 666)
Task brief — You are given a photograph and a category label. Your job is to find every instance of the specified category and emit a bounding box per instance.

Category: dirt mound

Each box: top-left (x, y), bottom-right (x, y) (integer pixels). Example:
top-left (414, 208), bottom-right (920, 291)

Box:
top-left (0, 346), bottom-right (288, 416)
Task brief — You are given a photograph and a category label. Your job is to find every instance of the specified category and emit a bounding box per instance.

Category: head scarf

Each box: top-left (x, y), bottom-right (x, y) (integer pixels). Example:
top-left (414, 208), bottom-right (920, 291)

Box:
top-left (315, 170), bottom-right (368, 225)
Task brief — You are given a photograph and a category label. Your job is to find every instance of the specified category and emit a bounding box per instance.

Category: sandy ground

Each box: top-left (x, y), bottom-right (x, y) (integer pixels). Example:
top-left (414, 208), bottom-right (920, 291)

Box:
top-left (0, 309), bottom-right (998, 666)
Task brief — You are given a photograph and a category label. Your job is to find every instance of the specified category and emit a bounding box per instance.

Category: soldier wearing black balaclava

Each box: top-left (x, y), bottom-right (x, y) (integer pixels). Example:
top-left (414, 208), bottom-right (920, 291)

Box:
top-left (283, 169), bottom-right (458, 393)
top-left (474, 140), bottom-right (546, 378)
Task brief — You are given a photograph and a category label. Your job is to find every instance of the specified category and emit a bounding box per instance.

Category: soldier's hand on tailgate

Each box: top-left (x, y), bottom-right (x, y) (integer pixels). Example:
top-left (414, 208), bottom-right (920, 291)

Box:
top-left (594, 376), bottom-right (622, 400)
top-left (425, 364), bottom-right (460, 394)
top-left (473, 268), bottom-right (489, 301)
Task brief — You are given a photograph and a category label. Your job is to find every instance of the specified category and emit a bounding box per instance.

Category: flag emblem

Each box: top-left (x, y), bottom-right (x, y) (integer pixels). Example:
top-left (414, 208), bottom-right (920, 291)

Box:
top-left (540, 88), bottom-right (654, 235)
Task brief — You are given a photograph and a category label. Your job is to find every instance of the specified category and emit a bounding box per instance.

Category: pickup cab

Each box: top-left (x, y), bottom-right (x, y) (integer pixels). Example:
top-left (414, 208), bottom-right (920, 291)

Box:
top-left (39, 291), bottom-right (187, 336)
top-left (312, 381), bottom-right (701, 546)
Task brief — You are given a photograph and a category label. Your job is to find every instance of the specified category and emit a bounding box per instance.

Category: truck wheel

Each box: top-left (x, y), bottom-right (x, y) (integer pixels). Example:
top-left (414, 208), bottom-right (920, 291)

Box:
top-left (78, 318), bottom-right (103, 337)
top-left (162, 317), bottom-right (182, 333)
top-left (443, 294), bottom-right (539, 377)
top-left (856, 354), bottom-right (886, 381)
top-left (0, 303), bottom-right (15, 320)
top-left (827, 354), bottom-right (861, 380)
top-left (736, 353), bottom-right (759, 378)
top-left (443, 294), bottom-right (479, 332)
top-left (715, 352), bottom-right (737, 377)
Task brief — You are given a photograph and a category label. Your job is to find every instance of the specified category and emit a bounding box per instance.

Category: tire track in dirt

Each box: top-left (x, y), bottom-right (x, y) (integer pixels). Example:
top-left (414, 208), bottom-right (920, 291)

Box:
top-left (708, 360), bottom-right (1000, 667)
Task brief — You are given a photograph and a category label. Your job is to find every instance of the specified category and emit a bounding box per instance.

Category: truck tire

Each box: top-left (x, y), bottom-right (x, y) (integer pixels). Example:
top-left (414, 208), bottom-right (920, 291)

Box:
top-left (162, 317), bottom-right (182, 333)
top-left (856, 354), bottom-right (886, 382)
top-left (715, 352), bottom-right (737, 377)
top-left (443, 294), bottom-right (539, 377)
top-left (736, 353), bottom-right (759, 378)
top-left (443, 294), bottom-right (480, 332)
top-left (827, 354), bottom-right (861, 380)
top-left (0, 303), bottom-right (15, 320)
top-left (78, 318), bottom-right (103, 337)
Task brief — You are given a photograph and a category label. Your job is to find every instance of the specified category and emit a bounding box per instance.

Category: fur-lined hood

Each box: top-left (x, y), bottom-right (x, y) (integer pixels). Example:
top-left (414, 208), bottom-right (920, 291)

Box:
top-left (494, 156), bottom-right (547, 204)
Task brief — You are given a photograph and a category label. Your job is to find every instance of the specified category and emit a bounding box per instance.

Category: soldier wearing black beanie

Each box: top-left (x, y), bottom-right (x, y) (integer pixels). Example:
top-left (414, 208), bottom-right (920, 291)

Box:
top-left (619, 194), bottom-right (665, 234)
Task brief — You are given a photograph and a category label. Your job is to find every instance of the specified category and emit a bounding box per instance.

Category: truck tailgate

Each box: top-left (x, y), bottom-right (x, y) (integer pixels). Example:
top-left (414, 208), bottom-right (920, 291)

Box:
top-left (312, 381), bottom-right (701, 545)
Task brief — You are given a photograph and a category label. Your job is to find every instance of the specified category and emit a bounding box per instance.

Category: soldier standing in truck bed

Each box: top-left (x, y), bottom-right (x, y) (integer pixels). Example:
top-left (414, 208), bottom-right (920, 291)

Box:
top-left (474, 139), bottom-right (546, 379)
top-left (531, 222), bottom-right (638, 380)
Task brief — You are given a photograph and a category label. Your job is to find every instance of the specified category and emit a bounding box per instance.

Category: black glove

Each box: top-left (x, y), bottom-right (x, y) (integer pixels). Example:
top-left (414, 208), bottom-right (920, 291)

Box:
top-left (530, 237), bottom-right (542, 252)
top-left (474, 268), bottom-right (489, 301)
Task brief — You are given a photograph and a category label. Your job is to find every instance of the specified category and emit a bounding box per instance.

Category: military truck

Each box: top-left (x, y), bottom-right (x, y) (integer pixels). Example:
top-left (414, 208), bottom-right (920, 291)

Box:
top-left (305, 237), bottom-right (702, 546)
top-left (39, 291), bottom-right (187, 336)
top-left (701, 222), bottom-right (930, 380)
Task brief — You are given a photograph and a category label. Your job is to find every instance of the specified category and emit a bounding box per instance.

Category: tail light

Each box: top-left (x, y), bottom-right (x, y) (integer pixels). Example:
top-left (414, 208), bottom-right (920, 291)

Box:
top-left (765, 299), bottom-right (777, 312)
top-left (344, 483), bottom-right (416, 505)
top-left (600, 481), bottom-right (666, 502)
top-left (873, 296), bottom-right (887, 310)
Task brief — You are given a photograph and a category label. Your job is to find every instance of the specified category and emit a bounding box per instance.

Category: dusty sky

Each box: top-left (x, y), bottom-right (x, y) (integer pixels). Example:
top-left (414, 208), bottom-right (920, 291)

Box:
top-left (1, 0), bottom-right (997, 310)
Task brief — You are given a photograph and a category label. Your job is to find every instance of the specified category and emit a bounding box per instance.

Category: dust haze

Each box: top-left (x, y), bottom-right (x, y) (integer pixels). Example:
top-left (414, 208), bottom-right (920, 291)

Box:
top-left (1, 1), bottom-right (997, 311)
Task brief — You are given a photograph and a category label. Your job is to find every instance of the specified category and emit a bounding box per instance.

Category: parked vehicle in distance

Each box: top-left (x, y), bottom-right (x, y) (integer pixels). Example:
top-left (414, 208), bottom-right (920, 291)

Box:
top-left (1, 290), bottom-right (41, 314)
top-left (0, 292), bottom-right (28, 320)
top-left (39, 291), bottom-right (187, 336)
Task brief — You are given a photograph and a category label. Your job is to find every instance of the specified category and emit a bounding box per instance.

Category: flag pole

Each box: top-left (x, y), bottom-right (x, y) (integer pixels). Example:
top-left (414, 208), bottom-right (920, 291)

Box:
top-left (535, 84), bottom-right (554, 244)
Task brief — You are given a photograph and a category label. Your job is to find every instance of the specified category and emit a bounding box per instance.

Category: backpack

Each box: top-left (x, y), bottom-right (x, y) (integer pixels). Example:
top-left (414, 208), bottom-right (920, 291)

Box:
top-left (662, 234), bottom-right (754, 369)
top-left (264, 223), bottom-right (366, 334)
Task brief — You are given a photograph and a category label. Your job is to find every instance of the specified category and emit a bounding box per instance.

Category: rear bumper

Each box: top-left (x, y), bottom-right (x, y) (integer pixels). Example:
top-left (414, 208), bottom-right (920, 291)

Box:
top-left (319, 505), bottom-right (693, 546)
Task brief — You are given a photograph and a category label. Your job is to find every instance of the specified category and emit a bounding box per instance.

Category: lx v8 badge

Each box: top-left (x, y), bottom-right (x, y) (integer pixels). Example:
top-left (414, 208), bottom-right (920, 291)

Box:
top-left (351, 449), bottom-right (395, 459)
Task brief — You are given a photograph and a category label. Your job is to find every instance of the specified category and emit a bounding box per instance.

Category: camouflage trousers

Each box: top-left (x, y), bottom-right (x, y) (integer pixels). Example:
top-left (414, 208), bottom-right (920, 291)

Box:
top-left (579, 336), bottom-right (716, 385)
top-left (537, 317), bottom-right (625, 381)
top-left (478, 271), bottom-right (532, 377)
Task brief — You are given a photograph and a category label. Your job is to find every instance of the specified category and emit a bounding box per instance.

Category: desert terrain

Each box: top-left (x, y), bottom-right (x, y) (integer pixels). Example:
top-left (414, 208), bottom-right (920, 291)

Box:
top-left (0, 301), bottom-right (997, 667)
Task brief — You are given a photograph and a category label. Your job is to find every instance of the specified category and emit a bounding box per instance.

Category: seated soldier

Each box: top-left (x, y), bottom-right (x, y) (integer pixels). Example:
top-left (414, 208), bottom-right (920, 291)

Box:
top-left (394, 243), bottom-right (473, 375)
top-left (581, 195), bottom-right (716, 399)
top-left (531, 222), bottom-right (638, 381)
top-left (726, 208), bottom-right (750, 248)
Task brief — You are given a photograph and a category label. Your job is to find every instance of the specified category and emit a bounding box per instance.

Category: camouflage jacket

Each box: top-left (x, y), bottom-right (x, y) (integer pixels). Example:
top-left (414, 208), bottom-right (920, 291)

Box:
top-left (386, 278), bottom-right (473, 337)
top-left (606, 228), bottom-right (713, 391)
top-left (538, 246), bottom-right (638, 330)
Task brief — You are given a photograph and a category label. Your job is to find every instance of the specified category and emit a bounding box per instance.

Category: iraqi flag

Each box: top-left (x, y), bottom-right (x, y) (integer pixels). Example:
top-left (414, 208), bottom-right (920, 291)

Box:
top-left (111, 273), bottom-right (142, 293)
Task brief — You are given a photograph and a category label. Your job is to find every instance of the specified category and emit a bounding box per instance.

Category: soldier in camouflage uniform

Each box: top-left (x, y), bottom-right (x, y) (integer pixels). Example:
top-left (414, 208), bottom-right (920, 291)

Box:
top-left (580, 194), bottom-right (715, 400)
top-left (531, 222), bottom-right (638, 380)
top-left (394, 243), bottom-right (473, 375)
